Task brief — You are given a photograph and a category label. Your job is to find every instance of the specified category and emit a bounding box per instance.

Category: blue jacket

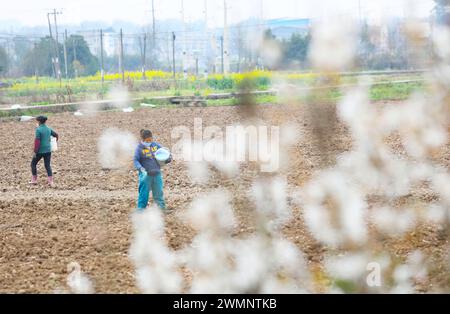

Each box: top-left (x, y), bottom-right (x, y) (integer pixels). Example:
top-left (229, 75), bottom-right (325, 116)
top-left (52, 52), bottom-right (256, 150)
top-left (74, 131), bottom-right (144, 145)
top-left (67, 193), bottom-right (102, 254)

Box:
top-left (133, 142), bottom-right (162, 176)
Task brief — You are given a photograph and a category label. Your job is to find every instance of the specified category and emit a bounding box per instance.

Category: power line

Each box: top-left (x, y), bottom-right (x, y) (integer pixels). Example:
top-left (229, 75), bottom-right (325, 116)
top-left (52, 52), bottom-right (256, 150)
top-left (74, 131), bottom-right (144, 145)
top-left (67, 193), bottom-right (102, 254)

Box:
top-left (0, 0), bottom-right (436, 54)
top-left (0, 9), bottom-right (433, 41)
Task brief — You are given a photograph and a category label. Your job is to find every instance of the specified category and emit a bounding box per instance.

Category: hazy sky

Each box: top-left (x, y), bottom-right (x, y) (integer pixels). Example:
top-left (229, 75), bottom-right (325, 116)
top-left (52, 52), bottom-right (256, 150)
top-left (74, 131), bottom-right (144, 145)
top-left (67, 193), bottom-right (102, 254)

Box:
top-left (0, 0), bottom-right (435, 27)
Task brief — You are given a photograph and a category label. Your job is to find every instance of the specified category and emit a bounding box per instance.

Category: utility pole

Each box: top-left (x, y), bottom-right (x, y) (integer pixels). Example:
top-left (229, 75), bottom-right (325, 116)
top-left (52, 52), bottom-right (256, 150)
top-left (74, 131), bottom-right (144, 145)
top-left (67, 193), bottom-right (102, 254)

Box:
top-left (166, 33), bottom-right (171, 73)
top-left (204, 0), bottom-right (208, 26)
top-left (47, 13), bottom-right (56, 78)
top-left (141, 33), bottom-right (147, 80)
top-left (117, 35), bottom-right (121, 75)
top-left (237, 25), bottom-right (243, 73)
top-left (260, 0), bottom-right (264, 21)
top-left (51, 9), bottom-right (62, 85)
top-left (47, 13), bottom-right (53, 39)
top-left (220, 36), bottom-right (224, 74)
top-left (172, 32), bottom-right (176, 79)
top-left (204, 0), bottom-right (212, 74)
top-left (73, 36), bottom-right (78, 78)
top-left (358, 0), bottom-right (362, 26)
top-left (151, 0), bottom-right (156, 44)
top-left (119, 28), bottom-right (124, 83)
top-left (195, 56), bottom-right (199, 77)
top-left (63, 29), bottom-right (68, 79)
top-left (5, 39), bottom-right (12, 77)
top-left (47, 9), bottom-right (62, 84)
top-left (257, 0), bottom-right (264, 70)
top-left (181, 0), bottom-right (186, 73)
top-left (100, 29), bottom-right (104, 86)
top-left (5, 39), bottom-right (11, 77)
top-left (53, 9), bottom-right (59, 48)
top-left (210, 32), bottom-right (217, 74)
top-left (33, 42), bottom-right (39, 84)
top-left (223, 0), bottom-right (229, 74)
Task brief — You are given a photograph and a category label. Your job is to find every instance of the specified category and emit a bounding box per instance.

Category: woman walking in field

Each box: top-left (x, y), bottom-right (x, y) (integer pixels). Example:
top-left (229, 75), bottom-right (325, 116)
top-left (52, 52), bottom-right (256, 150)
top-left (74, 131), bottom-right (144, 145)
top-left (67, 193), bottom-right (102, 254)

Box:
top-left (30, 116), bottom-right (59, 187)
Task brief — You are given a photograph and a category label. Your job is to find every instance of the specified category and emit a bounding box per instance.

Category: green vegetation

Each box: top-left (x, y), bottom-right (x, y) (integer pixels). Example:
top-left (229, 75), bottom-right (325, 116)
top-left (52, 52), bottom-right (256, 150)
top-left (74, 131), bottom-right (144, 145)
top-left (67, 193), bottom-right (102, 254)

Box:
top-left (206, 94), bottom-right (278, 107)
top-left (0, 69), bottom-right (425, 121)
top-left (0, 80), bottom-right (426, 119)
top-left (0, 46), bottom-right (9, 75)
top-left (370, 81), bottom-right (424, 101)
top-left (20, 35), bottom-right (99, 78)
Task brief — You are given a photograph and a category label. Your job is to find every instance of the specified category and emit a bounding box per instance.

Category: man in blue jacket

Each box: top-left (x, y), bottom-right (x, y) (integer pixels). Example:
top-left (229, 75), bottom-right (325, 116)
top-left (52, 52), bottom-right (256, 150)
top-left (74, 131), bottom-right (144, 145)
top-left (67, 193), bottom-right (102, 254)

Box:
top-left (133, 129), bottom-right (172, 211)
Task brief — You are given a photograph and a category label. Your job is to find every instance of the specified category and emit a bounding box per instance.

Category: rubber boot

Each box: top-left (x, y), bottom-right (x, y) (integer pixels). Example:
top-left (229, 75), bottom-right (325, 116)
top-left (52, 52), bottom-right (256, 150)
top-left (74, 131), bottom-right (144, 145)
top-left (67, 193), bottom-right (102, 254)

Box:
top-left (48, 176), bottom-right (54, 187)
top-left (30, 175), bottom-right (38, 185)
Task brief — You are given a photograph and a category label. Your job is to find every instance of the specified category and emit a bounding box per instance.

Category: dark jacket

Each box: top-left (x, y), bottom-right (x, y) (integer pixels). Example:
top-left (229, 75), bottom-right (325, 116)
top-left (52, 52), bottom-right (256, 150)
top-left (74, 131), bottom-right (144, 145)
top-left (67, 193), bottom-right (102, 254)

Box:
top-left (133, 142), bottom-right (162, 176)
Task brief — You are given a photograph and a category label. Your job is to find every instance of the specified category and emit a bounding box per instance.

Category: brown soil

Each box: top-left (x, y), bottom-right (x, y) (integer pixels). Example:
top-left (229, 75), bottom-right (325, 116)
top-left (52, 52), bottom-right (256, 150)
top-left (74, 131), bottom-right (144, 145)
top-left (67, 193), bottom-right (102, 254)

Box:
top-left (0, 103), bottom-right (448, 293)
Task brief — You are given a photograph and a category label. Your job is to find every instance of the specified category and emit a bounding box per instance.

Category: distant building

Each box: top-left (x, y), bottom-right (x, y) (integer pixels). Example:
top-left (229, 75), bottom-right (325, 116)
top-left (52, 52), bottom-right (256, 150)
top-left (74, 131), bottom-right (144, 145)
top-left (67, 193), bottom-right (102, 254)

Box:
top-left (103, 30), bottom-right (117, 56)
top-left (433, 3), bottom-right (450, 25)
top-left (369, 17), bottom-right (431, 53)
top-left (76, 29), bottom-right (140, 58)
top-left (76, 30), bottom-right (101, 56)
top-left (266, 18), bottom-right (311, 39)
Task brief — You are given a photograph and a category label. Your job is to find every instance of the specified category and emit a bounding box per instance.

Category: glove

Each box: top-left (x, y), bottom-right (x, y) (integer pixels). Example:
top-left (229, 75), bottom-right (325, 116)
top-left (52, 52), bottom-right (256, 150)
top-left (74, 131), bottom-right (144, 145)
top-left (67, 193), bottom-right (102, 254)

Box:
top-left (140, 168), bottom-right (148, 176)
top-left (166, 155), bottom-right (173, 164)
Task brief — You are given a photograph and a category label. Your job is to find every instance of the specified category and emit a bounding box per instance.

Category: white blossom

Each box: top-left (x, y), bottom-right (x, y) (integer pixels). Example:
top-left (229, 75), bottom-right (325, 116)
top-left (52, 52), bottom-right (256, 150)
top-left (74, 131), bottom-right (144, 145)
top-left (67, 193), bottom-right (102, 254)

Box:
top-left (309, 20), bottom-right (357, 71)
top-left (371, 207), bottom-right (417, 236)
top-left (423, 204), bottom-right (448, 224)
top-left (185, 189), bottom-right (236, 232)
top-left (432, 26), bottom-right (450, 63)
top-left (97, 128), bottom-right (137, 169)
top-left (188, 161), bottom-right (211, 184)
top-left (325, 253), bottom-right (369, 282)
top-left (299, 170), bottom-right (368, 247)
top-left (250, 176), bottom-right (291, 230)
top-left (390, 251), bottom-right (427, 293)
top-left (129, 208), bottom-right (182, 293)
top-left (66, 262), bottom-right (94, 294)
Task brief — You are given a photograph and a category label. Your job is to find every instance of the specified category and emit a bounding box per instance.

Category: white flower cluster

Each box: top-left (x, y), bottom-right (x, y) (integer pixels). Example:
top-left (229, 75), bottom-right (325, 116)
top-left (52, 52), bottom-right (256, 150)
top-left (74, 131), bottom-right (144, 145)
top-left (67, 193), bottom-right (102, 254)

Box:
top-left (309, 20), bottom-right (357, 72)
top-left (179, 185), bottom-right (309, 294)
top-left (127, 22), bottom-right (450, 294)
top-left (250, 176), bottom-right (291, 231)
top-left (296, 22), bottom-right (450, 292)
top-left (97, 128), bottom-right (137, 169)
top-left (297, 170), bottom-right (368, 247)
top-left (129, 130), bottom-right (308, 293)
top-left (129, 208), bottom-right (182, 293)
top-left (390, 251), bottom-right (428, 294)
top-left (66, 262), bottom-right (95, 294)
